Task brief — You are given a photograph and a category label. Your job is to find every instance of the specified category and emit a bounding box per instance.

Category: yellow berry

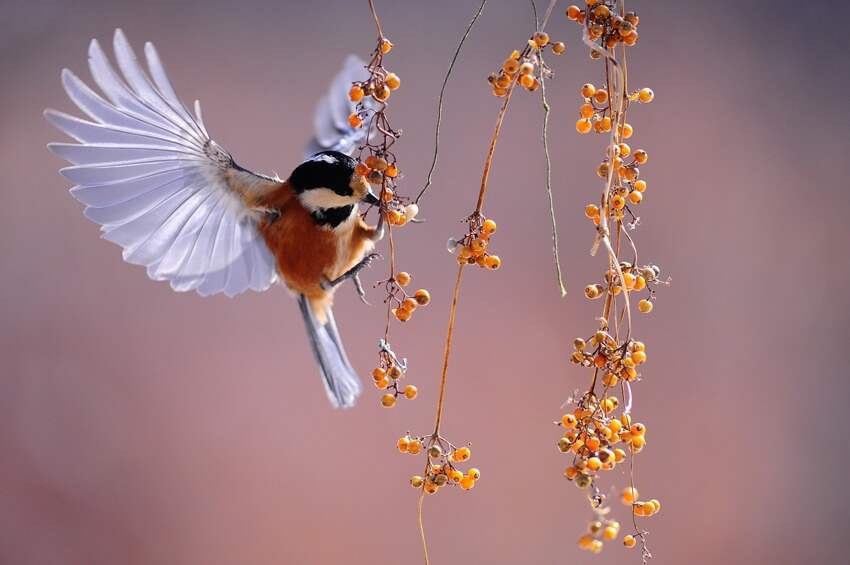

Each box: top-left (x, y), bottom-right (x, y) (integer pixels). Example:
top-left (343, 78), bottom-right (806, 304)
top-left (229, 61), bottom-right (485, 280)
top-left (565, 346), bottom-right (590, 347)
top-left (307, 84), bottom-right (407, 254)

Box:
top-left (397, 437), bottom-right (410, 452)
top-left (631, 350), bottom-right (647, 364)
top-left (459, 476), bottom-right (475, 490)
top-left (484, 255), bottom-right (501, 270)
top-left (634, 179), bottom-right (647, 192)
top-left (611, 195), bottom-right (626, 210)
top-left (621, 123), bottom-right (634, 138)
top-left (410, 475), bottom-right (424, 488)
top-left (403, 384), bottom-right (418, 399)
top-left (638, 299), bottom-right (653, 313)
top-left (468, 468), bottom-right (481, 480)
top-left (638, 87), bottom-right (654, 103)
top-left (562, 414), bottom-right (578, 428)
top-left (385, 73), bottom-right (401, 90)
top-left (623, 535), bottom-right (637, 548)
top-left (519, 62), bottom-right (535, 75)
top-left (454, 446), bottom-right (471, 461)
top-left (381, 394), bottom-right (396, 407)
top-left (396, 271), bottom-right (411, 286)
top-left (380, 38), bottom-right (393, 54)
top-left (603, 526), bottom-right (618, 540)
top-left (586, 457), bottom-right (602, 472)
top-left (628, 190), bottom-right (643, 204)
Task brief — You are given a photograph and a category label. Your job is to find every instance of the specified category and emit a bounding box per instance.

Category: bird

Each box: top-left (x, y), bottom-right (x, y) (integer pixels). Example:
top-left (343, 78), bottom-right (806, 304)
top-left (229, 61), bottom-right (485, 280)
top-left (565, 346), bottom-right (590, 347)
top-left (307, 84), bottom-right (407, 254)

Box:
top-left (44, 29), bottom-right (384, 408)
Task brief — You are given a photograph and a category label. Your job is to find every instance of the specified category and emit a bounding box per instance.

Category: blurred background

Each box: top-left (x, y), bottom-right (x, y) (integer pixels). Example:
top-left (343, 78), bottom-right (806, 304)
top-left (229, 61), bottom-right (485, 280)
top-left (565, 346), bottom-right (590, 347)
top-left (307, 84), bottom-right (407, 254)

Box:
top-left (2, 0), bottom-right (849, 563)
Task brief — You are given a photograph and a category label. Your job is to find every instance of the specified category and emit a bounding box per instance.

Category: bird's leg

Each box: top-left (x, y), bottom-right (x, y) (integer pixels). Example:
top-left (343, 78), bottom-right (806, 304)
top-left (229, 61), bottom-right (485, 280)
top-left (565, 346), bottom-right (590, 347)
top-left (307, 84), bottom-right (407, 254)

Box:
top-left (370, 211), bottom-right (385, 242)
top-left (321, 252), bottom-right (382, 300)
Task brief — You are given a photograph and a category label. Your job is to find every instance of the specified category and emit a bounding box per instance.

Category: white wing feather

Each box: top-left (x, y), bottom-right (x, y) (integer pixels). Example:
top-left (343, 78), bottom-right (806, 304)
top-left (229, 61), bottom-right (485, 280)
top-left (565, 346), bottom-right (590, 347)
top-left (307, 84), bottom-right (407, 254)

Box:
top-left (305, 55), bottom-right (372, 157)
top-left (46, 29), bottom-right (280, 297)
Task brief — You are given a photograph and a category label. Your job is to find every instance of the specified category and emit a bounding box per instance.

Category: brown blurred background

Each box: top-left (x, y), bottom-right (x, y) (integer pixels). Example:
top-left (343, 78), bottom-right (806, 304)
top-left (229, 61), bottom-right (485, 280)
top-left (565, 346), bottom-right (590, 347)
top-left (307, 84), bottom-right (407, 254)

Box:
top-left (2, 1), bottom-right (849, 564)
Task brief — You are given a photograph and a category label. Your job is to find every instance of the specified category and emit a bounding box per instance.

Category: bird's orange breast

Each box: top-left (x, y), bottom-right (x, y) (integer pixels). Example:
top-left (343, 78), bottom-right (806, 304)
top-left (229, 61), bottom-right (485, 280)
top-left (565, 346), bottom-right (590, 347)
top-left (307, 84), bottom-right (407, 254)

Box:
top-left (257, 184), bottom-right (376, 306)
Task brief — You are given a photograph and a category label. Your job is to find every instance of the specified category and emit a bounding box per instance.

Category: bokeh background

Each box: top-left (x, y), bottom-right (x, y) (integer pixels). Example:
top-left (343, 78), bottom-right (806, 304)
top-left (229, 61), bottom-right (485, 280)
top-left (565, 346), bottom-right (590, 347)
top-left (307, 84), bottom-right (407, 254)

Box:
top-left (2, 1), bottom-right (849, 564)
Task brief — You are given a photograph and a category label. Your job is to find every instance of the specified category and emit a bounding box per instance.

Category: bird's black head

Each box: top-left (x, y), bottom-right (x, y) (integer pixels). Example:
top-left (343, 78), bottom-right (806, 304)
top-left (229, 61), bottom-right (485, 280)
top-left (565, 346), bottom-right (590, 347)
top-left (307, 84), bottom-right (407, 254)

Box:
top-left (289, 151), bottom-right (377, 228)
top-left (290, 151), bottom-right (357, 196)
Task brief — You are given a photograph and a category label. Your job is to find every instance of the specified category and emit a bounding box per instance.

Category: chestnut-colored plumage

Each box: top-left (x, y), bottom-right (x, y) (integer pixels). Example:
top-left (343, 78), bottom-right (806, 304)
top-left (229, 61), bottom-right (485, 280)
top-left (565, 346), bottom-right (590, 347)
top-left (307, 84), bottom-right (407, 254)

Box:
top-left (257, 181), bottom-right (377, 323)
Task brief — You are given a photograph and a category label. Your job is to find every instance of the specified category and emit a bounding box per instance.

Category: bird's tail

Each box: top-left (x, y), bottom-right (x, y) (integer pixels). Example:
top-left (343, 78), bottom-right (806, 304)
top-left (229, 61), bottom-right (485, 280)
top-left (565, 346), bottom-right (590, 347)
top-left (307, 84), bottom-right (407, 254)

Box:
top-left (297, 294), bottom-right (362, 408)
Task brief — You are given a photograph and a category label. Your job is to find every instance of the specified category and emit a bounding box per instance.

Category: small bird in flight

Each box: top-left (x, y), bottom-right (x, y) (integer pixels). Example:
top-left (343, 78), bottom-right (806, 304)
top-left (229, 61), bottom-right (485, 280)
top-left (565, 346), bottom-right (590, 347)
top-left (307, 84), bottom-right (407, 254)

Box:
top-left (45, 29), bottom-right (383, 408)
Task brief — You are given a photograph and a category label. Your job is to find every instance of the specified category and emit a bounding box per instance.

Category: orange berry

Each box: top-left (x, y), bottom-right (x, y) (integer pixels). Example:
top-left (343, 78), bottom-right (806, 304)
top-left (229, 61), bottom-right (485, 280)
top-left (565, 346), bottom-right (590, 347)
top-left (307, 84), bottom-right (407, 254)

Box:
top-left (576, 118), bottom-right (593, 134)
top-left (634, 179), bottom-right (647, 192)
top-left (411, 289), bottom-right (430, 306)
top-left (520, 74), bottom-right (536, 89)
top-left (519, 62), bottom-right (535, 75)
top-left (580, 103), bottom-right (595, 119)
top-left (372, 367), bottom-right (387, 381)
top-left (621, 123), bottom-right (634, 138)
top-left (348, 113), bottom-right (362, 128)
top-left (484, 255), bottom-right (501, 270)
top-left (502, 58), bottom-right (520, 74)
top-left (397, 437), bottom-right (410, 452)
top-left (628, 190), bottom-right (643, 204)
top-left (454, 446), bottom-right (471, 461)
top-left (638, 299), bottom-right (653, 313)
top-left (385, 164), bottom-right (399, 178)
top-left (611, 195), bottom-right (626, 210)
top-left (385, 73), bottom-right (401, 90)
top-left (638, 87), bottom-right (654, 103)
top-left (396, 271), bottom-right (411, 286)
top-left (393, 307), bottom-right (411, 322)
top-left (621, 486), bottom-right (639, 505)
top-left (623, 535), bottom-right (637, 548)
top-left (354, 163), bottom-right (370, 176)
top-left (459, 476), bottom-right (475, 490)
top-left (562, 414), bottom-right (578, 428)
top-left (532, 31), bottom-right (550, 47)
top-left (585, 203), bottom-right (600, 218)
top-left (349, 85), bottom-right (364, 102)
top-left (374, 377), bottom-right (389, 390)
top-left (593, 89), bottom-right (609, 104)
top-left (381, 394), bottom-right (396, 407)
top-left (552, 41), bottom-right (566, 54)
top-left (380, 38), bottom-right (393, 54)
top-left (403, 384), bottom-right (418, 399)
top-left (633, 149), bottom-right (648, 164)
top-left (567, 5), bottom-right (582, 20)
top-left (581, 83), bottom-right (596, 98)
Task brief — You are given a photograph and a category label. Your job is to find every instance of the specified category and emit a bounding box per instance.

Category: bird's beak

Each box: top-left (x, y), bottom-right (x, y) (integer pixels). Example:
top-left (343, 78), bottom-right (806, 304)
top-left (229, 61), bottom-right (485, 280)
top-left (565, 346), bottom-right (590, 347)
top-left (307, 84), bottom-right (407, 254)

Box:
top-left (362, 189), bottom-right (379, 205)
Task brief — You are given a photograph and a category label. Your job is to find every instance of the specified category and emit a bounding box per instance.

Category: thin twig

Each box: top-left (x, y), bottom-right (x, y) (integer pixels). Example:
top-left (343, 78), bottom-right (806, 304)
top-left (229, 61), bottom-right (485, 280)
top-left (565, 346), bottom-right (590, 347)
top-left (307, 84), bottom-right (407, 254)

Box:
top-left (539, 56), bottom-right (568, 297)
top-left (415, 0), bottom-right (489, 205)
top-left (367, 0), bottom-right (384, 39)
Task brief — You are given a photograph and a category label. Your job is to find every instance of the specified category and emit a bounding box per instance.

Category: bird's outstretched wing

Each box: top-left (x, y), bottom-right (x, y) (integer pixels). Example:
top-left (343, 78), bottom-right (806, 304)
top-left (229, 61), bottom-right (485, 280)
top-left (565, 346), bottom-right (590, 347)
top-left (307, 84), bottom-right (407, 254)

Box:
top-left (46, 29), bottom-right (281, 297)
top-left (304, 55), bottom-right (371, 158)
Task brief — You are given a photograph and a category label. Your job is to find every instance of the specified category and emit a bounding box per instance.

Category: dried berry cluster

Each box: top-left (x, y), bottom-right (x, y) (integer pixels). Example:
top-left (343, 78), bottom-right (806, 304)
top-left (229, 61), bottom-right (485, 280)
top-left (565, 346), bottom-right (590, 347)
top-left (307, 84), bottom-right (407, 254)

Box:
top-left (401, 436), bottom-right (480, 494)
top-left (558, 1), bottom-right (664, 560)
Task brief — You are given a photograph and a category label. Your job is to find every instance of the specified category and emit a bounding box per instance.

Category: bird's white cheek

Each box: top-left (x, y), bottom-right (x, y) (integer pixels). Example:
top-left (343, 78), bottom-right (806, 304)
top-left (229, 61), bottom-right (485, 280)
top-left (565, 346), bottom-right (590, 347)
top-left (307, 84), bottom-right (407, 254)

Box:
top-left (298, 187), bottom-right (357, 211)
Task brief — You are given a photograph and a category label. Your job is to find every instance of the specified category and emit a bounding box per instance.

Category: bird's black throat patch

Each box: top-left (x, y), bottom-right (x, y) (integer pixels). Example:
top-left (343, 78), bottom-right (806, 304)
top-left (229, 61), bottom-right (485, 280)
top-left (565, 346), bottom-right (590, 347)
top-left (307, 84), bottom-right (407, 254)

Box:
top-left (311, 205), bottom-right (354, 229)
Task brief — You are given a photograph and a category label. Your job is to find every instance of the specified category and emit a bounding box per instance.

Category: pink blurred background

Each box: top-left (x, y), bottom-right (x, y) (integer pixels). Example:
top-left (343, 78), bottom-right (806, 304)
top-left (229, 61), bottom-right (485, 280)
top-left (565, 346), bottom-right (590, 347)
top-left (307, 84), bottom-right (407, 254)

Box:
top-left (2, 1), bottom-right (849, 563)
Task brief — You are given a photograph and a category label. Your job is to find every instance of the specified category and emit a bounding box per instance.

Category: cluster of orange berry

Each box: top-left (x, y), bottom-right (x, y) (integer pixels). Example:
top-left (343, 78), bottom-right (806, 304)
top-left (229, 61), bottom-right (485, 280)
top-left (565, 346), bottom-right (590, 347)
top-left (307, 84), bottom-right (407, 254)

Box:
top-left (372, 337), bottom-right (418, 408)
top-left (569, 331), bottom-right (647, 386)
top-left (400, 435), bottom-right (480, 494)
top-left (578, 515), bottom-right (623, 554)
top-left (385, 270), bottom-right (431, 323)
top-left (348, 37), bottom-right (397, 128)
top-left (354, 154), bottom-right (418, 227)
top-left (621, 486), bottom-right (661, 520)
top-left (487, 32), bottom-right (566, 97)
top-left (582, 262), bottom-right (662, 314)
top-left (566, 2), bottom-right (641, 50)
top-left (450, 216), bottom-right (501, 270)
